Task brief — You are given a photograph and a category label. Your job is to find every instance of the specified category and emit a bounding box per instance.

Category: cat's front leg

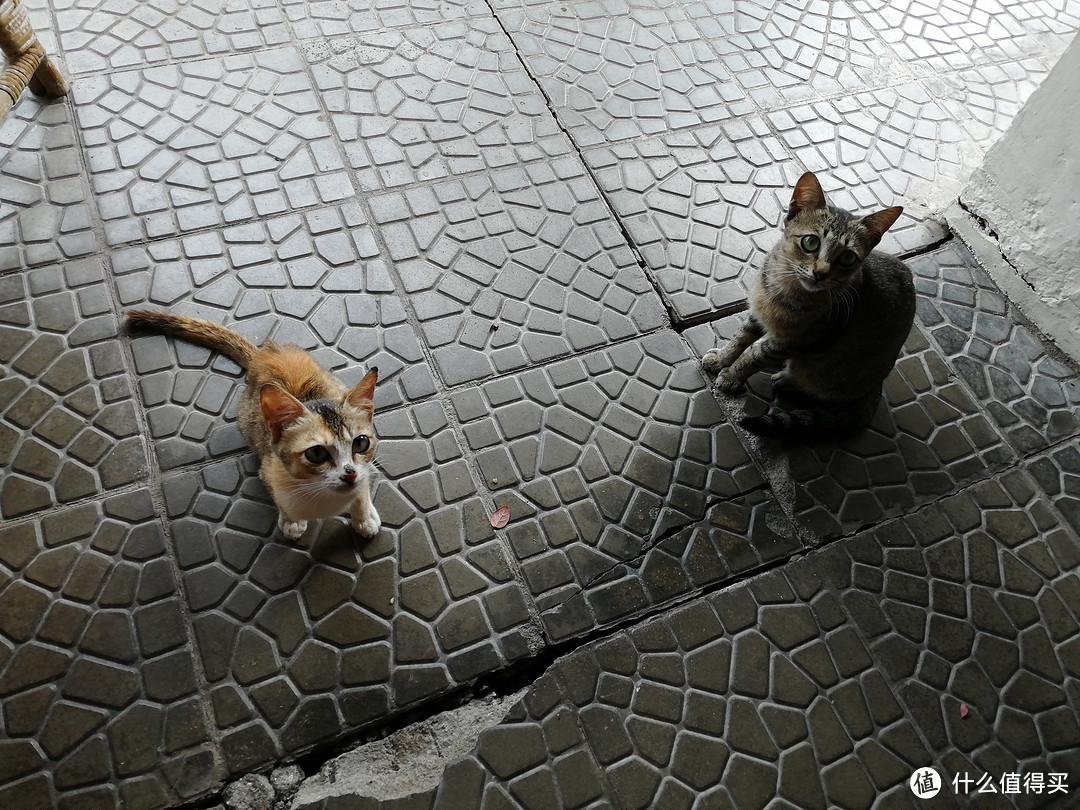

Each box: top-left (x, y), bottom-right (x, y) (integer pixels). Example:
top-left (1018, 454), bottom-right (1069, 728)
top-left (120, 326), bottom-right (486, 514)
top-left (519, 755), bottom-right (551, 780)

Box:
top-left (278, 514), bottom-right (308, 541)
top-left (350, 480), bottom-right (381, 539)
top-left (702, 316), bottom-right (764, 374)
top-left (715, 338), bottom-right (788, 394)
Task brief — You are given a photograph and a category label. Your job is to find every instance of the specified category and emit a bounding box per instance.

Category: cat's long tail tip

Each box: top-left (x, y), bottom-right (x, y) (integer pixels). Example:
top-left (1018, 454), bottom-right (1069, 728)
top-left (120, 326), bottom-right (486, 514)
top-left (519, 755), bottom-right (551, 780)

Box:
top-left (124, 309), bottom-right (168, 330)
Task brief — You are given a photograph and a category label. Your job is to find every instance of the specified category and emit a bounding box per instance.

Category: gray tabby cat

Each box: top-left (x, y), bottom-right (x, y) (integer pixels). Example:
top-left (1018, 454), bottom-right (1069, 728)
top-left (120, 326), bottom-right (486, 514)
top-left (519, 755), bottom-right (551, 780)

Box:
top-left (702, 171), bottom-right (915, 440)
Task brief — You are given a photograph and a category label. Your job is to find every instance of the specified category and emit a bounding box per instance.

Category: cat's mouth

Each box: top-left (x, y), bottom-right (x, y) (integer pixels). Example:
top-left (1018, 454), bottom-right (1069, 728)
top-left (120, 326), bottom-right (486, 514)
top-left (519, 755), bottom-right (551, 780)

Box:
top-left (337, 473), bottom-right (362, 490)
top-left (799, 276), bottom-right (830, 292)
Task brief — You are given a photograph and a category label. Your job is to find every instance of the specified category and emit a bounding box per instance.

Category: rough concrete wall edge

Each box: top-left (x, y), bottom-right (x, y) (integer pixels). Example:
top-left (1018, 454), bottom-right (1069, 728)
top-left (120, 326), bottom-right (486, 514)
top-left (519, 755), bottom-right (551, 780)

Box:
top-left (945, 201), bottom-right (1080, 365)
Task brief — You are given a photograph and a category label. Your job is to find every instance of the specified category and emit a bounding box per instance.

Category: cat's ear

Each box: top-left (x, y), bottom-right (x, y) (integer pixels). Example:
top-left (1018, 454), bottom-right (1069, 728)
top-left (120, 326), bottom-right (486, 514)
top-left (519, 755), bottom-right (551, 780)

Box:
top-left (344, 367), bottom-right (378, 417)
top-left (787, 172), bottom-right (827, 220)
top-left (860, 206), bottom-right (904, 245)
top-left (260, 384), bottom-right (306, 441)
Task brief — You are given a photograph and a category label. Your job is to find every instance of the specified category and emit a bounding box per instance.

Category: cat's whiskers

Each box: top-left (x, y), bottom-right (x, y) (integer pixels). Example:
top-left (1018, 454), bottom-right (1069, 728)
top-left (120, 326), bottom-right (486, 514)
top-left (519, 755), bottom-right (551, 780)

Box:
top-left (287, 473), bottom-right (368, 499)
top-left (770, 258), bottom-right (808, 289)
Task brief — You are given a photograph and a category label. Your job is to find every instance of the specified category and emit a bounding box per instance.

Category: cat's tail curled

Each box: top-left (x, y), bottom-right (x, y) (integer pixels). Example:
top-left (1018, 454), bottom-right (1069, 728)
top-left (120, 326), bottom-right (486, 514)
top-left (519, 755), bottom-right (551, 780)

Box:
top-left (125, 310), bottom-right (259, 368)
top-left (739, 389), bottom-right (880, 441)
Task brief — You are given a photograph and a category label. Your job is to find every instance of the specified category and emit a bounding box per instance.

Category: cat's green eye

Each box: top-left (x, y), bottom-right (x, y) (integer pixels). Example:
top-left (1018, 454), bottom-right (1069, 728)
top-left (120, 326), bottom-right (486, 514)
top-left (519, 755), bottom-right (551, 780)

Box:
top-left (352, 436), bottom-right (371, 455)
top-left (304, 445), bottom-right (331, 465)
top-left (800, 234), bottom-right (821, 253)
top-left (837, 250), bottom-right (860, 267)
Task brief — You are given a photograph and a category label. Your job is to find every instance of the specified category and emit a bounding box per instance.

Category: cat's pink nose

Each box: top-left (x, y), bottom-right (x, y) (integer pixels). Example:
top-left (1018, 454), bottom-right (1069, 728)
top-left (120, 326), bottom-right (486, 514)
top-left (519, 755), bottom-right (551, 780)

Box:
top-left (340, 471), bottom-right (357, 484)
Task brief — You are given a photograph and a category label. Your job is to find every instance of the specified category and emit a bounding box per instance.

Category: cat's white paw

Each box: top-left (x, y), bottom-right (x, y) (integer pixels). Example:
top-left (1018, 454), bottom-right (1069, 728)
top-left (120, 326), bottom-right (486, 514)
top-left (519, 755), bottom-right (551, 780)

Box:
top-left (701, 349), bottom-right (728, 374)
top-left (715, 369), bottom-right (745, 394)
top-left (351, 504), bottom-right (381, 540)
top-left (279, 516), bottom-right (308, 541)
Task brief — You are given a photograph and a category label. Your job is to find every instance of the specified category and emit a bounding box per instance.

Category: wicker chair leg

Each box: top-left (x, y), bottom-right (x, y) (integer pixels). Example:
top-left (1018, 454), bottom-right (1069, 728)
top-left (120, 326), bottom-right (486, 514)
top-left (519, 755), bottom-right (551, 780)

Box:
top-left (29, 51), bottom-right (69, 98)
top-left (0, 0), bottom-right (67, 122)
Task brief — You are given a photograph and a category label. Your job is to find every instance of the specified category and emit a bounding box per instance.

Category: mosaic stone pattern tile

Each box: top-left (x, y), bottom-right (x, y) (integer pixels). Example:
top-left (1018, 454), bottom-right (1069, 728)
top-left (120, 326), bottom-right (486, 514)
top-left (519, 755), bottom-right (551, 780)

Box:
top-left (339, 566), bottom-right (939, 810)
top-left (1028, 445), bottom-right (1080, 539)
top-left (450, 332), bottom-right (767, 641)
top-left (0, 260), bottom-right (148, 519)
top-left (0, 97), bottom-right (97, 273)
top-left (910, 242), bottom-right (1080, 456)
top-left (72, 47), bottom-right (354, 246)
top-left (685, 0), bottom-right (916, 110)
top-left (284, 0), bottom-right (492, 40)
top-left (849, 0), bottom-right (1080, 73)
top-left (160, 400), bottom-right (540, 774)
top-left (583, 119), bottom-right (801, 323)
top-left (0, 490), bottom-right (219, 810)
top-left (931, 58), bottom-right (1053, 148)
top-left (51, 0), bottom-right (291, 75)
top-left (21, 0), bottom-right (59, 56)
top-left (369, 164), bottom-right (667, 386)
top-left (303, 19), bottom-right (574, 192)
top-left (686, 318), bottom-right (1017, 541)
top-left (118, 202), bottom-right (436, 471)
top-left (496, 0), bottom-right (755, 148)
top-left (809, 471), bottom-right (1080, 805)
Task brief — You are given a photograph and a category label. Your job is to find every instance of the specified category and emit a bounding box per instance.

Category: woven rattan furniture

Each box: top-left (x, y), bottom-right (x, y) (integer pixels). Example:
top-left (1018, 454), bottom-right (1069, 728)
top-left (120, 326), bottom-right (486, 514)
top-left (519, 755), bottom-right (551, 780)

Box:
top-left (0, 0), bottom-right (67, 122)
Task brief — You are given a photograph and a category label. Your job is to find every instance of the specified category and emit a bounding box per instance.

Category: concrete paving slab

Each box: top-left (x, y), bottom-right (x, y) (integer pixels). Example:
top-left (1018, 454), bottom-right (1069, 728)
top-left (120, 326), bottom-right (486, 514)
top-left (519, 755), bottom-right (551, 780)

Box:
top-left (931, 57), bottom-right (1055, 149)
top-left (284, 0), bottom-right (493, 40)
top-left (686, 314), bottom-right (1019, 541)
top-left (294, 563), bottom-right (943, 810)
top-left (682, 0), bottom-right (918, 111)
top-left (765, 84), bottom-right (965, 252)
top-left (583, 119), bottom-right (801, 321)
top-left (450, 331), bottom-right (768, 641)
top-left (0, 489), bottom-right (219, 810)
top-left (0, 98), bottom-right (98, 272)
top-left (910, 241), bottom-right (1080, 456)
top-left (71, 48), bottom-right (355, 246)
top-left (1028, 444), bottom-right (1080, 540)
top-left (496, 0), bottom-right (758, 148)
top-left (581, 81), bottom-right (972, 323)
top-left (289, 464), bottom-right (1080, 810)
top-left (51, 0), bottom-right (292, 76)
top-left (0, 260), bottom-right (148, 519)
top-left (807, 469), bottom-right (1080, 807)
top-left (368, 164), bottom-right (667, 385)
top-left (847, 0), bottom-right (1079, 73)
top-left (302, 20), bottom-right (577, 192)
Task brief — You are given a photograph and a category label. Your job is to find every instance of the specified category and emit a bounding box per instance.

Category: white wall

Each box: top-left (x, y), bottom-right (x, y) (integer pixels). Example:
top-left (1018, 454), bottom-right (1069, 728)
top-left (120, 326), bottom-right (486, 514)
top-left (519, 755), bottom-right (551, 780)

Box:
top-left (954, 33), bottom-right (1080, 362)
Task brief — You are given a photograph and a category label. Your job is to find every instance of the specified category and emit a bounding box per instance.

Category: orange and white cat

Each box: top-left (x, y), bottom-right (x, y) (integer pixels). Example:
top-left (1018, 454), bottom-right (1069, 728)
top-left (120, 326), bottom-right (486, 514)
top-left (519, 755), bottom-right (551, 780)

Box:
top-left (126, 311), bottom-right (380, 541)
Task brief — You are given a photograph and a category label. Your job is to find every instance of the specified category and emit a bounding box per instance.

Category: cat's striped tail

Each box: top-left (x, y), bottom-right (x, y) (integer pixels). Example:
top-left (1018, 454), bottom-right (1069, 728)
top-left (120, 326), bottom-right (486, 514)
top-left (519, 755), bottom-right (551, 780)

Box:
top-left (125, 310), bottom-right (259, 368)
top-left (739, 389), bottom-right (881, 441)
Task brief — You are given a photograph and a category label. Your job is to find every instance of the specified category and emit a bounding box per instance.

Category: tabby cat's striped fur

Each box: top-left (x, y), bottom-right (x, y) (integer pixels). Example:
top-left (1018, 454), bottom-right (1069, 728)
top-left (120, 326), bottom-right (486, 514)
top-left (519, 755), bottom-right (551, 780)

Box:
top-left (702, 171), bottom-right (915, 440)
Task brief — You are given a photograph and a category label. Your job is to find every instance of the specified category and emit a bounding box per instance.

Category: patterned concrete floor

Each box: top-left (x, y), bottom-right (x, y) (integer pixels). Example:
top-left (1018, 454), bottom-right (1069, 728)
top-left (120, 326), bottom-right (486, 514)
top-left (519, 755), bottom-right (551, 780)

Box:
top-left (1, 1), bottom-right (1079, 809)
